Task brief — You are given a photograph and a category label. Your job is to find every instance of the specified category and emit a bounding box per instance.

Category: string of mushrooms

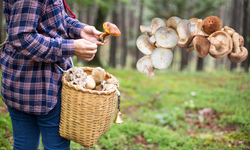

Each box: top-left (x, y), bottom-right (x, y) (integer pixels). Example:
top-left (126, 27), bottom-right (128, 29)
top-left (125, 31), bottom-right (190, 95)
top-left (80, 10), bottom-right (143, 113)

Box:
top-left (136, 16), bottom-right (248, 78)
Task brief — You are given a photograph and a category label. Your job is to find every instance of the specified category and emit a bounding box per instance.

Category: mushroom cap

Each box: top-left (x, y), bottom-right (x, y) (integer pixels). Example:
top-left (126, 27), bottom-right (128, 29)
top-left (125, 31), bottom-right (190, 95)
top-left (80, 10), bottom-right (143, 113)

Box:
top-left (192, 35), bottom-right (210, 58)
top-left (151, 48), bottom-right (173, 70)
top-left (103, 22), bottom-right (121, 36)
top-left (136, 56), bottom-right (155, 78)
top-left (151, 18), bottom-right (166, 34)
top-left (222, 26), bottom-right (235, 37)
top-left (136, 35), bottom-right (156, 55)
top-left (189, 18), bottom-right (203, 33)
top-left (228, 33), bottom-right (248, 63)
top-left (208, 31), bottom-right (233, 58)
top-left (154, 26), bottom-right (179, 49)
top-left (202, 16), bottom-right (222, 35)
top-left (177, 19), bottom-right (191, 40)
top-left (166, 16), bottom-right (182, 31)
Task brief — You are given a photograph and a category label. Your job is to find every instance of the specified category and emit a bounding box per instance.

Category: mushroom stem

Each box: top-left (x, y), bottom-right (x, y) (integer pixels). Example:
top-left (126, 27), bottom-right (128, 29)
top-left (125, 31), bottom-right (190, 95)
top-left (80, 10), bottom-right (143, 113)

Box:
top-left (145, 67), bottom-right (155, 78)
top-left (99, 32), bottom-right (109, 42)
top-left (140, 25), bottom-right (151, 33)
top-left (186, 45), bottom-right (194, 52)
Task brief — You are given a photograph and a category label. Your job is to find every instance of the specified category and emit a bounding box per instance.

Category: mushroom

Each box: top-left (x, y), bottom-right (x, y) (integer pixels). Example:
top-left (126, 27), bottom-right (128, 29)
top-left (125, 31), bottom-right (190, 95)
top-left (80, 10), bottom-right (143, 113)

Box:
top-left (99, 22), bottom-right (121, 42)
top-left (166, 16), bottom-right (182, 31)
top-left (202, 16), bottom-right (222, 35)
top-left (189, 18), bottom-right (203, 33)
top-left (136, 35), bottom-right (156, 55)
top-left (85, 75), bottom-right (96, 90)
top-left (228, 33), bottom-right (248, 63)
top-left (106, 78), bottom-right (119, 85)
top-left (136, 56), bottom-right (155, 78)
top-left (208, 31), bottom-right (233, 58)
top-left (95, 84), bottom-right (103, 91)
top-left (151, 48), bottom-right (173, 70)
top-left (140, 18), bottom-right (165, 35)
top-left (148, 26), bottom-right (179, 49)
top-left (103, 84), bottom-right (115, 91)
top-left (186, 35), bottom-right (210, 58)
top-left (177, 19), bottom-right (209, 47)
top-left (221, 26), bottom-right (235, 37)
top-left (91, 67), bottom-right (106, 85)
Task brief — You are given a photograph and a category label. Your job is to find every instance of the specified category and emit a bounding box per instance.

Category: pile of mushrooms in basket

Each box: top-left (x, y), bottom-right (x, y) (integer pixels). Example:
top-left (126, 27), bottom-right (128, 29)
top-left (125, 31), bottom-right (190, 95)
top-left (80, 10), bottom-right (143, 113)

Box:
top-left (136, 16), bottom-right (248, 78)
top-left (65, 67), bottom-right (119, 91)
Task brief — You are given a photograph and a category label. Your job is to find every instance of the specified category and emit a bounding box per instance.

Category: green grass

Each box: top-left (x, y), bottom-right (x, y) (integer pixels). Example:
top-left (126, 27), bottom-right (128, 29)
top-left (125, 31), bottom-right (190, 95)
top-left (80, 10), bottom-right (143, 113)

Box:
top-left (1, 69), bottom-right (250, 149)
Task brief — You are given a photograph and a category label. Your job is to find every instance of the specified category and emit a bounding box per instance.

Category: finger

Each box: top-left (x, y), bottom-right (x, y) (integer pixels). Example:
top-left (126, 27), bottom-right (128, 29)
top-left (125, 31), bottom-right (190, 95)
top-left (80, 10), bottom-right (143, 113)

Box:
top-left (84, 54), bottom-right (95, 61)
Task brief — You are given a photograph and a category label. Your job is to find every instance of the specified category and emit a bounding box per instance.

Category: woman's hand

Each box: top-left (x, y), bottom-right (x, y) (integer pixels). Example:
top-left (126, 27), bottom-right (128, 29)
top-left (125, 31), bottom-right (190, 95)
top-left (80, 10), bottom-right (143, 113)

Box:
top-left (74, 39), bottom-right (98, 61)
top-left (81, 25), bottom-right (108, 45)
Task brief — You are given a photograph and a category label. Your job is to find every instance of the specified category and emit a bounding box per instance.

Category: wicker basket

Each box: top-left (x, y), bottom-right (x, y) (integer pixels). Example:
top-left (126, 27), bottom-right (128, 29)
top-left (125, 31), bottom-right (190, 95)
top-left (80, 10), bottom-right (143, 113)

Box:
top-left (59, 67), bottom-right (118, 148)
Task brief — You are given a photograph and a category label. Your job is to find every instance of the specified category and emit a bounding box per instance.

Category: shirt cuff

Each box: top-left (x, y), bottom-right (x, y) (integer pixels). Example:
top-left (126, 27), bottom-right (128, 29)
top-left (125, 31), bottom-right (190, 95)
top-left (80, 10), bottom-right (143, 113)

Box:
top-left (69, 22), bottom-right (85, 39)
top-left (61, 39), bottom-right (74, 57)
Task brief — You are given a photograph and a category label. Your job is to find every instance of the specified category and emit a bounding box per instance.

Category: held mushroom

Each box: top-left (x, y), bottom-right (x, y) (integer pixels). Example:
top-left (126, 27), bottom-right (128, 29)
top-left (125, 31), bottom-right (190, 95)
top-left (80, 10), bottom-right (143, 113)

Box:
top-left (208, 31), bottom-right (233, 58)
top-left (148, 26), bottom-right (179, 49)
top-left (166, 16), bottom-right (182, 31)
top-left (99, 22), bottom-right (121, 42)
top-left (186, 35), bottom-right (210, 58)
top-left (140, 18), bottom-right (165, 35)
top-left (136, 35), bottom-right (156, 55)
top-left (202, 16), bottom-right (222, 35)
top-left (136, 56), bottom-right (155, 78)
top-left (228, 33), bottom-right (248, 63)
top-left (151, 48), bottom-right (173, 70)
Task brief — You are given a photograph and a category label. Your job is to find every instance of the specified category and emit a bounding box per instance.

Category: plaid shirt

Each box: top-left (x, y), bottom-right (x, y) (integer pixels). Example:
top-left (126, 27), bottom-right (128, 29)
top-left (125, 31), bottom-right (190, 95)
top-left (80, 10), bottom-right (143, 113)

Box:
top-left (1, 0), bottom-right (85, 115)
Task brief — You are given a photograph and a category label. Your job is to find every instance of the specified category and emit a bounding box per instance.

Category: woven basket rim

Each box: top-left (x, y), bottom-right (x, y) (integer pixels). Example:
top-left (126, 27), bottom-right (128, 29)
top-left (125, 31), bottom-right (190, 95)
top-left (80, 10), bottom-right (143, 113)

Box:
top-left (62, 67), bottom-right (119, 95)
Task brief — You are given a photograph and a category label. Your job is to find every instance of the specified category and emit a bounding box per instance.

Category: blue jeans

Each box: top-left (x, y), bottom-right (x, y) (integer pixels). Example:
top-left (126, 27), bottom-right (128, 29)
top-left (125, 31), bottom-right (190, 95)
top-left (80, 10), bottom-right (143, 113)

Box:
top-left (7, 88), bottom-right (70, 150)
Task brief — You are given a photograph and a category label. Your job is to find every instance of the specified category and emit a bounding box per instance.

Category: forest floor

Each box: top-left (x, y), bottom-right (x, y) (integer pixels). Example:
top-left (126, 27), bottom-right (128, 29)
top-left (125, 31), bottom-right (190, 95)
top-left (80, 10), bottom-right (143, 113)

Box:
top-left (0, 69), bottom-right (250, 150)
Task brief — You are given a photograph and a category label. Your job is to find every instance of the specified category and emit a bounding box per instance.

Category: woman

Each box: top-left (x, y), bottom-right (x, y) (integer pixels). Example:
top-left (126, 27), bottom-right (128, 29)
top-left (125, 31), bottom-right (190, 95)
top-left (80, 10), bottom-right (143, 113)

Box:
top-left (1, 0), bottom-right (106, 149)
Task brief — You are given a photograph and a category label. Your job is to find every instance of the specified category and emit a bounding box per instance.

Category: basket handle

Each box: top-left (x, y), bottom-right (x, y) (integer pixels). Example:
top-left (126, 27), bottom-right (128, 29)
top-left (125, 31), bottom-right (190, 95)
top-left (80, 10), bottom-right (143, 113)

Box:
top-left (55, 57), bottom-right (74, 73)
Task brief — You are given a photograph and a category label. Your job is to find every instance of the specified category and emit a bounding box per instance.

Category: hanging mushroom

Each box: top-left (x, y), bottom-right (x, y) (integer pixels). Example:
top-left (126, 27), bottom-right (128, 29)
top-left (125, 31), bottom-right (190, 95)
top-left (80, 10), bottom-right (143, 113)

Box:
top-left (99, 22), bottom-right (121, 42)
top-left (189, 18), bottom-right (203, 33)
top-left (136, 35), bottom-right (156, 55)
top-left (166, 16), bottom-right (182, 32)
top-left (148, 26), bottom-right (179, 49)
top-left (186, 35), bottom-right (210, 58)
top-left (151, 48), bottom-right (173, 70)
top-left (202, 16), bottom-right (222, 35)
top-left (136, 56), bottom-right (155, 78)
top-left (228, 33), bottom-right (248, 63)
top-left (208, 31), bottom-right (233, 58)
top-left (140, 18), bottom-right (165, 35)
top-left (177, 19), bottom-right (209, 48)
top-left (221, 26), bottom-right (235, 37)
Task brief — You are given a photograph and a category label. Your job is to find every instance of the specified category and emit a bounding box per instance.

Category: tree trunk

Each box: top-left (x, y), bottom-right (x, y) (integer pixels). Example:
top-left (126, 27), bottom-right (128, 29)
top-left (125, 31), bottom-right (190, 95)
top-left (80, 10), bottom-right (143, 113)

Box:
top-left (180, 48), bottom-right (189, 71)
top-left (109, 1), bottom-right (118, 68)
top-left (120, 3), bottom-right (128, 68)
top-left (196, 57), bottom-right (204, 71)
top-left (0, 0), bottom-right (3, 43)
top-left (133, 0), bottom-right (144, 68)
top-left (230, 0), bottom-right (242, 71)
top-left (241, 0), bottom-right (249, 71)
top-left (129, 0), bottom-right (136, 68)
top-left (87, 5), bottom-right (109, 66)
